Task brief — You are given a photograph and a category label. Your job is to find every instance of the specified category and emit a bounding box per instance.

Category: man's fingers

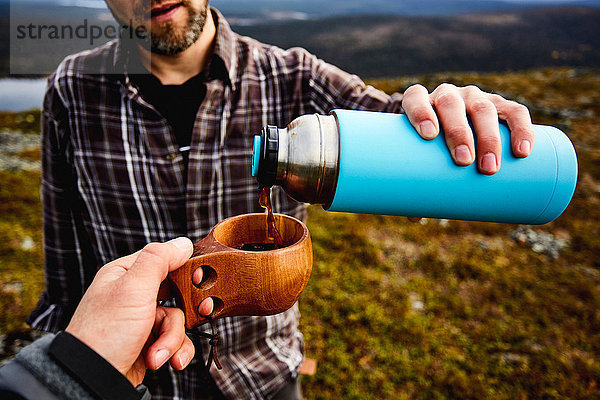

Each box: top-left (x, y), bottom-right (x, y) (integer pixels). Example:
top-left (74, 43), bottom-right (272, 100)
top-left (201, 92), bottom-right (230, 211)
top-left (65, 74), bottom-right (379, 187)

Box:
top-left (145, 306), bottom-right (194, 370)
top-left (192, 270), bottom-right (215, 315)
top-left (192, 268), bottom-right (215, 315)
top-left (169, 336), bottom-right (195, 370)
top-left (198, 297), bottom-right (214, 317)
top-left (402, 84), bottom-right (439, 140)
top-left (431, 84), bottom-right (475, 166)
top-left (403, 83), bottom-right (534, 174)
top-left (101, 249), bottom-right (143, 272)
top-left (464, 87), bottom-right (502, 174)
top-left (166, 237), bottom-right (194, 270)
top-left (125, 237), bottom-right (194, 290)
top-left (192, 267), bottom-right (203, 286)
top-left (490, 94), bottom-right (535, 158)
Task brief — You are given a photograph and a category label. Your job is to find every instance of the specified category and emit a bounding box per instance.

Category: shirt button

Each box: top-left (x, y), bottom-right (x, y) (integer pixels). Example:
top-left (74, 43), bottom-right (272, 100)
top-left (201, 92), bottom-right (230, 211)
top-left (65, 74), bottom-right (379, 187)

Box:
top-left (165, 152), bottom-right (178, 161)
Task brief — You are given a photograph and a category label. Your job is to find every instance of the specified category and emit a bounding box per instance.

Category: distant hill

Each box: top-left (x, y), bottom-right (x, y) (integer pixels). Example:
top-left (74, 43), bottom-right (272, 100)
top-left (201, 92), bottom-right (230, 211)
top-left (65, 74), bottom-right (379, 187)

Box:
top-left (233, 6), bottom-right (600, 77)
top-left (212, 0), bottom-right (600, 19)
top-left (1, 4), bottom-right (599, 77)
top-left (5, 0), bottom-right (600, 18)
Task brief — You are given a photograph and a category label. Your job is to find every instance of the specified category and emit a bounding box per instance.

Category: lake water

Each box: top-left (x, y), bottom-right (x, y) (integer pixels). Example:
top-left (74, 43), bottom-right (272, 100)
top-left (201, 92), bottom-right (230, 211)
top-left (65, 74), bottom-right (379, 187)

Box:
top-left (0, 78), bottom-right (48, 112)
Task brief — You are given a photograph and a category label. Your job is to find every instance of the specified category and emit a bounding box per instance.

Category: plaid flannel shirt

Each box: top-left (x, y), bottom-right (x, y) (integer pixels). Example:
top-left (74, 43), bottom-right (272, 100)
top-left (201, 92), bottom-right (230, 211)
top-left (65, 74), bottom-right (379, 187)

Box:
top-left (29, 8), bottom-right (404, 399)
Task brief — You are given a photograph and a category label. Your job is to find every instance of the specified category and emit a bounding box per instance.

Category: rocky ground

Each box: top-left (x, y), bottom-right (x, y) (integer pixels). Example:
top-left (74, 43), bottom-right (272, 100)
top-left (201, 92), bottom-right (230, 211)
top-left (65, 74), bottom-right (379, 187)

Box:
top-left (0, 129), bottom-right (42, 365)
top-left (0, 130), bottom-right (40, 171)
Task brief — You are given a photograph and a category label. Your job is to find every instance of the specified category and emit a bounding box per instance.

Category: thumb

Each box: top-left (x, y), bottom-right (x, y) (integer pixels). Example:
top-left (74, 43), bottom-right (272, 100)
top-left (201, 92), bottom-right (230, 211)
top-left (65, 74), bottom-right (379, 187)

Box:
top-left (124, 237), bottom-right (194, 291)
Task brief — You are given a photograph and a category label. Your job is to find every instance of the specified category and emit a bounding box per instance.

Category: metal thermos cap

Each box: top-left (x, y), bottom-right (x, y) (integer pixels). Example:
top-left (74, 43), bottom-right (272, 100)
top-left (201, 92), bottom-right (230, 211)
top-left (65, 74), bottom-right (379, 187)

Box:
top-left (252, 114), bottom-right (340, 205)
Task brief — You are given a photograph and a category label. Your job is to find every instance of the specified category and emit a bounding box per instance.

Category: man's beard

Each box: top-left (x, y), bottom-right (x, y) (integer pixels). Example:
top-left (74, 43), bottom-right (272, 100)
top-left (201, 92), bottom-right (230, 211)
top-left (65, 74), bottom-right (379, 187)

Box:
top-left (148, 2), bottom-right (207, 55)
top-left (121, 0), bottom-right (208, 55)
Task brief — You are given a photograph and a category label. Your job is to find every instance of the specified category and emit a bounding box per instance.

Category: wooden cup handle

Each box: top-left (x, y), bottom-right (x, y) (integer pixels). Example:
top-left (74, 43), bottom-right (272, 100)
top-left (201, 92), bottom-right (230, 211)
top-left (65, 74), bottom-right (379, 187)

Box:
top-left (167, 213), bottom-right (313, 330)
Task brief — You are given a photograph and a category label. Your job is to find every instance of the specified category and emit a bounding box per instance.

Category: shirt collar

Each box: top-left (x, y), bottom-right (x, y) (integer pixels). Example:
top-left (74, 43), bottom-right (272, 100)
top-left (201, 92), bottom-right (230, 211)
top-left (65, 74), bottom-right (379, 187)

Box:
top-left (113, 7), bottom-right (238, 89)
top-left (210, 8), bottom-right (238, 90)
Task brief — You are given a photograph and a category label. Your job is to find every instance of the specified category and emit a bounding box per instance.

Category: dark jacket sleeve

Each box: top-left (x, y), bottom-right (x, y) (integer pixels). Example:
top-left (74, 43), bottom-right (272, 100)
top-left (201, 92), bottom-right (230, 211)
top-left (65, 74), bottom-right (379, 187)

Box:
top-left (0, 333), bottom-right (150, 400)
top-left (0, 360), bottom-right (59, 400)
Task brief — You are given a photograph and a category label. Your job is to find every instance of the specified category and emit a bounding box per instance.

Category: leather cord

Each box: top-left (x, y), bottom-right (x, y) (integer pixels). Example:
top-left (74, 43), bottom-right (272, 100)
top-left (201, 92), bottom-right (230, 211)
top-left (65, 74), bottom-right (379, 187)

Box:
top-left (196, 315), bottom-right (222, 371)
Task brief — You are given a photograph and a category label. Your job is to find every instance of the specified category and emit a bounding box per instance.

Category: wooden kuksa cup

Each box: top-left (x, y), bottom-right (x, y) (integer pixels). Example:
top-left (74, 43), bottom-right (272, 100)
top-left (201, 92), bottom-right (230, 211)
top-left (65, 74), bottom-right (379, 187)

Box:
top-left (168, 213), bottom-right (313, 329)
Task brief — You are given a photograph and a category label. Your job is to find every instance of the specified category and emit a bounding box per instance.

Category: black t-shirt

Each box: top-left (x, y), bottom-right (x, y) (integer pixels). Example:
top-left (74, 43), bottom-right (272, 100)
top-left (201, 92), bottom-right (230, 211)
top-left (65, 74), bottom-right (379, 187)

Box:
top-left (130, 72), bottom-right (207, 167)
top-left (128, 55), bottom-right (228, 168)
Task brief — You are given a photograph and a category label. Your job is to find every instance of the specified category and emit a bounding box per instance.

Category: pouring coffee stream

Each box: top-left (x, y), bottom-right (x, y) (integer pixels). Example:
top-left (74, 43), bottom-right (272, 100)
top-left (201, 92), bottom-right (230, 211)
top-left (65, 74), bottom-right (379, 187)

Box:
top-left (258, 185), bottom-right (283, 249)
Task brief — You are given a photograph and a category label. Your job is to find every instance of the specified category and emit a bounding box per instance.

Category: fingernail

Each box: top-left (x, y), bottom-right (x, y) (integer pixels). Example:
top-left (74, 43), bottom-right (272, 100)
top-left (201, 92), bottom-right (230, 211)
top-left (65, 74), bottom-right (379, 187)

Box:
top-left (168, 237), bottom-right (192, 251)
top-left (192, 268), bottom-right (203, 286)
top-left (454, 145), bottom-right (472, 165)
top-left (198, 297), bottom-right (214, 316)
top-left (481, 152), bottom-right (497, 173)
top-left (419, 120), bottom-right (437, 139)
top-left (154, 349), bottom-right (169, 368)
top-left (519, 140), bottom-right (531, 155)
top-left (178, 352), bottom-right (190, 368)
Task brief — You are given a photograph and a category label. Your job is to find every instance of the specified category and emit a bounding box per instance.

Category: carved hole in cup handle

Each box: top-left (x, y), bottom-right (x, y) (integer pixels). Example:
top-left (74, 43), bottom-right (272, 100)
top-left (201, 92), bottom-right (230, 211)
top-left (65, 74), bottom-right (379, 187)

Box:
top-left (199, 296), bottom-right (224, 317)
top-left (193, 264), bottom-right (218, 290)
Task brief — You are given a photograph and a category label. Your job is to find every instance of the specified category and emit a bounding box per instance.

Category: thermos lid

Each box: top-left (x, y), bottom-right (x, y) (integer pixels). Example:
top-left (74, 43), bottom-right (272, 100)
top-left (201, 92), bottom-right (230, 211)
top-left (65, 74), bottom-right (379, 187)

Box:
top-left (253, 125), bottom-right (279, 186)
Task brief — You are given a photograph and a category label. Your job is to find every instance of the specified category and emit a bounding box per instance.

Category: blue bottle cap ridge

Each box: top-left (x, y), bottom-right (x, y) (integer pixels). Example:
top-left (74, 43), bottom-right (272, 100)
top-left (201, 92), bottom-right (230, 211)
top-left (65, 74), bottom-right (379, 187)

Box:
top-left (255, 125), bottom-right (279, 186)
top-left (252, 136), bottom-right (261, 177)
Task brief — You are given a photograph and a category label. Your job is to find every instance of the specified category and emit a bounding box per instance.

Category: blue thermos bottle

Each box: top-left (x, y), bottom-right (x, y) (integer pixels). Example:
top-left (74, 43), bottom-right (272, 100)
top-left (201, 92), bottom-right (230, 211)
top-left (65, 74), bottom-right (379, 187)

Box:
top-left (251, 109), bottom-right (578, 224)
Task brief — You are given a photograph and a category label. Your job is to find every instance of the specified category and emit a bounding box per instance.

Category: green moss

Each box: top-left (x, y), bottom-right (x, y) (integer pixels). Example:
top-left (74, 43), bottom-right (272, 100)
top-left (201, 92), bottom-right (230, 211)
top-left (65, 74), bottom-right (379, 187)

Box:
top-left (0, 170), bottom-right (44, 332)
top-left (0, 110), bottom-right (42, 134)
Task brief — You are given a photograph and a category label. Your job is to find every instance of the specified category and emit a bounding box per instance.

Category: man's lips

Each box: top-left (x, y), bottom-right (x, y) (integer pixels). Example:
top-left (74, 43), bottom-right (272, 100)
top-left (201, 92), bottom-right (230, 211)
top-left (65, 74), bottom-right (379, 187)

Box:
top-left (150, 2), bottom-right (183, 19)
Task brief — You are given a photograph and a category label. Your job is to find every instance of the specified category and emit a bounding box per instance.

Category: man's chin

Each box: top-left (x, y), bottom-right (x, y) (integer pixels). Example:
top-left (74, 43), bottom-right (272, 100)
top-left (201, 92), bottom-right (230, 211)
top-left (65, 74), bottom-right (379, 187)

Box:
top-left (150, 45), bottom-right (188, 55)
top-left (129, 2), bottom-right (207, 55)
top-left (149, 33), bottom-right (197, 55)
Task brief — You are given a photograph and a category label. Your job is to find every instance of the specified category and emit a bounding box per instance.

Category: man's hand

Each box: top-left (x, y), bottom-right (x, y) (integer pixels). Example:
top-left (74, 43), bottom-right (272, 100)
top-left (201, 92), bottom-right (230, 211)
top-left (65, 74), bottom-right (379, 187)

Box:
top-left (65, 237), bottom-right (212, 386)
top-left (402, 83), bottom-right (535, 175)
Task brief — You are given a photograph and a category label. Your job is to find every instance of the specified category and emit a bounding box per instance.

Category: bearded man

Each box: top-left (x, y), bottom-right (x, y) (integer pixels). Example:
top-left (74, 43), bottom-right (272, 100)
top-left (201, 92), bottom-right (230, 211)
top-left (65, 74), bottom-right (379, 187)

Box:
top-left (29, 0), bottom-right (534, 398)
